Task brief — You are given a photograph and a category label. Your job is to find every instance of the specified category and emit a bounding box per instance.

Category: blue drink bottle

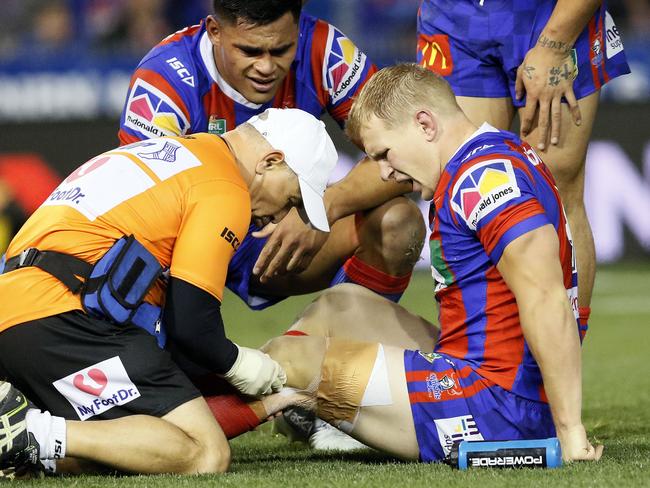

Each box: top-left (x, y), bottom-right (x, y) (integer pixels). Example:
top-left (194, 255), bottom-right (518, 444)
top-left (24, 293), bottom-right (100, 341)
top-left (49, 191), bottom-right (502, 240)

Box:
top-left (446, 438), bottom-right (562, 469)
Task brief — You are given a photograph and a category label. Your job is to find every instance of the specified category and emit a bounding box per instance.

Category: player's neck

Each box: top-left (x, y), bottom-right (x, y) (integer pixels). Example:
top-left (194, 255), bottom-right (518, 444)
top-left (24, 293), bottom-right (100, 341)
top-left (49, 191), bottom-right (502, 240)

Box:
top-left (438, 115), bottom-right (479, 167)
top-left (221, 131), bottom-right (256, 187)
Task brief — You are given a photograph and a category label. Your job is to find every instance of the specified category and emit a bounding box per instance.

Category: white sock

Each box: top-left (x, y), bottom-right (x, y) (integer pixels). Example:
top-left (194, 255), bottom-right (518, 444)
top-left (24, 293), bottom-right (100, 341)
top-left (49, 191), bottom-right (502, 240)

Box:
top-left (278, 387), bottom-right (299, 397)
top-left (41, 459), bottom-right (57, 474)
top-left (25, 409), bottom-right (67, 460)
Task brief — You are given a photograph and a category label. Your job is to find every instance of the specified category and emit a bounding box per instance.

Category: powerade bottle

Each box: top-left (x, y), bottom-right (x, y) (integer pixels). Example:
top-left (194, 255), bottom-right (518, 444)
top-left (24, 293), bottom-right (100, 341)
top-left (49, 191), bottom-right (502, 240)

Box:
top-left (446, 438), bottom-right (562, 469)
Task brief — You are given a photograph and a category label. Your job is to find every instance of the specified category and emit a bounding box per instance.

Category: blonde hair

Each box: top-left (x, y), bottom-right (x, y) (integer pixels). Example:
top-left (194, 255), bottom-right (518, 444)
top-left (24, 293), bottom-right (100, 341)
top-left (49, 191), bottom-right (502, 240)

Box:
top-left (346, 63), bottom-right (459, 149)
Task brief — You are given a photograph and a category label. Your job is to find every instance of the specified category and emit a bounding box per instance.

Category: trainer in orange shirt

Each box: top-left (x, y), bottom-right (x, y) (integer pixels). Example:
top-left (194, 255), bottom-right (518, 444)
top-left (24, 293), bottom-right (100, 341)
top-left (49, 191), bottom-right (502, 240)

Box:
top-left (0, 108), bottom-right (337, 476)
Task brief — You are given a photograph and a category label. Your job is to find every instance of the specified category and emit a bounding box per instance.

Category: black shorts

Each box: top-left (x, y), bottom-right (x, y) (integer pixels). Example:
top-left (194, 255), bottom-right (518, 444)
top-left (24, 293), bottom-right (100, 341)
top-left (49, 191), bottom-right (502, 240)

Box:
top-left (0, 311), bottom-right (200, 421)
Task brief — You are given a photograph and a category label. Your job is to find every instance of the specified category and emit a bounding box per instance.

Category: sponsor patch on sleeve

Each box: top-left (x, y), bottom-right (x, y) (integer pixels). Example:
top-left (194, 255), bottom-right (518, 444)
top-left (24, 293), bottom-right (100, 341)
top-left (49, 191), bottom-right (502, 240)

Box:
top-left (322, 25), bottom-right (367, 104)
top-left (124, 78), bottom-right (190, 139)
top-left (53, 356), bottom-right (141, 420)
top-left (450, 159), bottom-right (521, 231)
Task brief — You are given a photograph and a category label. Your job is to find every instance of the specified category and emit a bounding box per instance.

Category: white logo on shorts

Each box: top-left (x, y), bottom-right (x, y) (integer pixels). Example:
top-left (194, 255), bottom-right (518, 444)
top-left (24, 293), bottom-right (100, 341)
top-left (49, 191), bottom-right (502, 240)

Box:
top-left (605, 11), bottom-right (624, 59)
top-left (53, 356), bottom-right (141, 420)
top-left (434, 414), bottom-right (484, 456)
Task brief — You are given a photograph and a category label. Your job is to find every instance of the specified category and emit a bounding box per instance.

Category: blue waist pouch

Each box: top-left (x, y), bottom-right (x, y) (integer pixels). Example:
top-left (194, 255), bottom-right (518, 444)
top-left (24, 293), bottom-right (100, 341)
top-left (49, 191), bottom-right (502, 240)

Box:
top-left (83, 235), bottom-right (166, 347)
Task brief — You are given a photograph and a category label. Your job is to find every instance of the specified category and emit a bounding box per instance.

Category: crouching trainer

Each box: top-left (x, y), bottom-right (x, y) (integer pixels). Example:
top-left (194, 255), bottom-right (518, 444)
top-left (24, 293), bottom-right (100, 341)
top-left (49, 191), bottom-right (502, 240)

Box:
top-left (0, 108), bottom-right (337, 476)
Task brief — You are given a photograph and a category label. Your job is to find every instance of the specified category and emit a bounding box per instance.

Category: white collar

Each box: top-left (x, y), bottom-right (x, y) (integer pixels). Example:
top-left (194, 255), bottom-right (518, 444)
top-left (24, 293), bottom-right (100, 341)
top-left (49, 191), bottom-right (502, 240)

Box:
top-left (448, 122), bottom-right (499, 162)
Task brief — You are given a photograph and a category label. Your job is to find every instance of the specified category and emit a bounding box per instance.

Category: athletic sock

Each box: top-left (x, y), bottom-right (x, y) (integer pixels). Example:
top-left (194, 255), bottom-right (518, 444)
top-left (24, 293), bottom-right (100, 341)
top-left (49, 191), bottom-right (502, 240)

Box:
top-left (578, 306), bottom-right (590, 342)
top-left (329, 255), bottom-right (412, 302)
top-left (41, 459), bottom-right (57, 474)
top-left (204, 394), bottom-right (263, 439)
top-left (25, 409), bottom-right (66, 460)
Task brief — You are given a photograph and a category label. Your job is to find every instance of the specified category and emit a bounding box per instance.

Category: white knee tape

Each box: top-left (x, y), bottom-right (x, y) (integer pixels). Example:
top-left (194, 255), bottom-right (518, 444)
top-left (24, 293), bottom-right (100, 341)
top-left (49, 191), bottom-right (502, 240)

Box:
top-left (330, 344), bottom-right (393, 435)
top-left (360, 344), bottom-right (393, 408)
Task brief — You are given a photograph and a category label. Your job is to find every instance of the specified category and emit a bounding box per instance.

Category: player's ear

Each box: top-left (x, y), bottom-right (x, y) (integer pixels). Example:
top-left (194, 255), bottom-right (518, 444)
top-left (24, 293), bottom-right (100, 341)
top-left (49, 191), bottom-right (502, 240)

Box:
top-left (255, 151), bottom-right (285, 174)
top-left (206, 15), bottom-right (223, 46)
top-left (416, 110), bottom-right (437, 141)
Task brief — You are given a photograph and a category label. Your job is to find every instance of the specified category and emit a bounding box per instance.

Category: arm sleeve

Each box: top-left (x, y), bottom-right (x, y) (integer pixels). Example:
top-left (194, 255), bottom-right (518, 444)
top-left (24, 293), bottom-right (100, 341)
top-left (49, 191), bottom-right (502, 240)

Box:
top-left (163, 276), bottom-right (238, 374)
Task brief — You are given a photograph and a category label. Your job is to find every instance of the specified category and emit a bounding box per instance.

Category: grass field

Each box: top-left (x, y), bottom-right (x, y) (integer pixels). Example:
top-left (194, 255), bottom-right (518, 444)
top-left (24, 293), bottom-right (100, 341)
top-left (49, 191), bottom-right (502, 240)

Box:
top-left (30, 263), bottom-right (650, 487)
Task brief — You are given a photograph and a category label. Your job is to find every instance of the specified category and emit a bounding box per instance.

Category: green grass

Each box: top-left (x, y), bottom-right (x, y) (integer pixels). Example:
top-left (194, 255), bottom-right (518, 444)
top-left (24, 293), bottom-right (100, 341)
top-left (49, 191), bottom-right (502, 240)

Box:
top-left (27, 263), bottom-right (650, 486)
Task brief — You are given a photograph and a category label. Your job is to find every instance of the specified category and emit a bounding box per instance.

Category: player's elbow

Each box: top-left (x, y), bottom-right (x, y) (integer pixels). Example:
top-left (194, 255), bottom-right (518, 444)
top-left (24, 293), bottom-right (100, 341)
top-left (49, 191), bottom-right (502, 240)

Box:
top-left (520, 283), bottom-right (570, 314)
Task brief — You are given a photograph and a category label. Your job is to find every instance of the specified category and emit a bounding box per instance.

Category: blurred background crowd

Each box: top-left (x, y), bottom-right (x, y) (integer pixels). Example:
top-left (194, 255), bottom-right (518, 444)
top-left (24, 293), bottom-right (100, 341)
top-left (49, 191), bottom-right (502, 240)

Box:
top-left (0, 0), bottom-right (648, 100)
top-left (0, 0), bottom-right (649, 261)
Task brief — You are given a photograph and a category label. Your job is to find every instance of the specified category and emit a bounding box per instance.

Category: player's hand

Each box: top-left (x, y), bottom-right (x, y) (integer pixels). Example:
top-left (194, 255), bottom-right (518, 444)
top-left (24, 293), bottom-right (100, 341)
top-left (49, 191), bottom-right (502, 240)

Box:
top-left (557, 424), bottom-right (604, 462)
top-left (223, 345), bottom-right (287, 396)
top-left (515, 41), bottom-right (581, 151)
top-left (252, 207), bottom-right (328, 283)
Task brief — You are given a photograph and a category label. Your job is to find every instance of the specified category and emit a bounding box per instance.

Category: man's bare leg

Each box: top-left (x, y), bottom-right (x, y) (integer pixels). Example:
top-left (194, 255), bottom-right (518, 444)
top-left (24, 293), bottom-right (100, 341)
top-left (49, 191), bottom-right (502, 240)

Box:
top-left (263, 335), bottom-right (420, 460)
top-left (342, 345), bottom-right (420, 460)
top-left (51, 398), bottom-right (229, 474)
top-left (518, 91), bottom-right (600, 309)
top-left (280, 284), bottom-right (438, 350)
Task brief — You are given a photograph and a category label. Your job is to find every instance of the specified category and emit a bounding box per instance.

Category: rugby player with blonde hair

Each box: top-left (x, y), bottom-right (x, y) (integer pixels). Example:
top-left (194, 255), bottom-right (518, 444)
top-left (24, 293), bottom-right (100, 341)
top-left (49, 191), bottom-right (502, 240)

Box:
top-left (246, 64), bottom-right (602, 463)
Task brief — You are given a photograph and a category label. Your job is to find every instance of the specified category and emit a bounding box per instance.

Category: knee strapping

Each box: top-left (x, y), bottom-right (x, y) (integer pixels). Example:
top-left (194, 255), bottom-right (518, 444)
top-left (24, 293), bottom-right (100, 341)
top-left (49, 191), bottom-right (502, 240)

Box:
top-left (316, 340), bottom-right (392, 432)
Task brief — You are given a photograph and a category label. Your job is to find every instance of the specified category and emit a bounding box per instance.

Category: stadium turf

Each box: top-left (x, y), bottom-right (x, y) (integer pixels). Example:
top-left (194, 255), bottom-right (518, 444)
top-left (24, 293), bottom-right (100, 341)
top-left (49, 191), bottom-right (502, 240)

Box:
top-left (33, 263), bottom-right (650, 486)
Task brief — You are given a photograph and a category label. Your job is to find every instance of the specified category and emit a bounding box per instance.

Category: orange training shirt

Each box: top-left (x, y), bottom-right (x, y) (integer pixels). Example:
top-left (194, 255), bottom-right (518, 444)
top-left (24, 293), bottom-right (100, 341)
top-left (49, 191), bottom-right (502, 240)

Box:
top-left (0, 133), bottom-right (250, 332)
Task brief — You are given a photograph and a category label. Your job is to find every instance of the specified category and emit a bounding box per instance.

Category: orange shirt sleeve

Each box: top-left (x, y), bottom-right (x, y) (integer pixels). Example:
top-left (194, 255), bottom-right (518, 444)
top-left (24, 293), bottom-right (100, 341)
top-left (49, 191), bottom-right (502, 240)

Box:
top-left (170, 178), bottom-right (250, 301)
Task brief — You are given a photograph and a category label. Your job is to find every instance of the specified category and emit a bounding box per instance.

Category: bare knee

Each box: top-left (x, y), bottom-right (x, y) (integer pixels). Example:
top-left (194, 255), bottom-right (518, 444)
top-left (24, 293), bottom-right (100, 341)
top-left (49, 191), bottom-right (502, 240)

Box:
top-left (542, 146), bottom-right (587, 206)
top-left (178, 434), bottom-right (231, 474)
top-left (358, 197), bottom-right (426, 275)
top-left (261, 335), bottom-right (325, 390)
top-left (286, 284), bottom-right (376, 336)
top-left (196, 443), bottom-right (231, 474)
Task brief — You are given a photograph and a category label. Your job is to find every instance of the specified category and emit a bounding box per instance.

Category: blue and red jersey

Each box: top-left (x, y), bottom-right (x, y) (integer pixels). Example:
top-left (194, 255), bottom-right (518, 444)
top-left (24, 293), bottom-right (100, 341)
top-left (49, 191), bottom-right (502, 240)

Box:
top-left (428, 124), bottom-right (579, 402)
top-left (118, 13), bottom-right (376, 144)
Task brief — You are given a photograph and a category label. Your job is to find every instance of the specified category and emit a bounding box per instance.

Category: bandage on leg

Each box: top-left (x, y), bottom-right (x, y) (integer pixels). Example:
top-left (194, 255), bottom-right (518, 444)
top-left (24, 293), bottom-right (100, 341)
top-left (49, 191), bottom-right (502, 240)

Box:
top-left (317, 340), bottom-right (392, 431)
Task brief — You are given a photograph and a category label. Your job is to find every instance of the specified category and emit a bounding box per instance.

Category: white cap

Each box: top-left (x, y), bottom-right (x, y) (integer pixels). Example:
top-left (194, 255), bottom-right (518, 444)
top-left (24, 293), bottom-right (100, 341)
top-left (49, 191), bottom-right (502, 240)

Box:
top-left (247, 108), bottom-right (338, 232)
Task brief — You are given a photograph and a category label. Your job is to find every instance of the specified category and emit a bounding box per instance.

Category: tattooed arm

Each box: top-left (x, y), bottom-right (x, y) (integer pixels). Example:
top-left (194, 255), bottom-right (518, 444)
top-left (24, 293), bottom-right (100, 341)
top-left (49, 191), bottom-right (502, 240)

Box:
top-left (516, 0), bottom-right (602, 150)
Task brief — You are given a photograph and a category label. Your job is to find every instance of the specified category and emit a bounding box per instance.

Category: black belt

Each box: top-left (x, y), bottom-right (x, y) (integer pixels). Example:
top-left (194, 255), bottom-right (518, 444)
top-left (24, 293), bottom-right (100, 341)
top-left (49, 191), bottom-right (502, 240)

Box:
top-left (2, 248), bottom-right (92, 295)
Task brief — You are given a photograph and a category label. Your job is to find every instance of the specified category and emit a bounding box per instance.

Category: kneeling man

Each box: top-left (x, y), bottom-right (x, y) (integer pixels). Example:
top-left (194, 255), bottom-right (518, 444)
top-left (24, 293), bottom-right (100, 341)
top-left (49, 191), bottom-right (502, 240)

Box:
top-left (0, 108), bottom-right (336, 476)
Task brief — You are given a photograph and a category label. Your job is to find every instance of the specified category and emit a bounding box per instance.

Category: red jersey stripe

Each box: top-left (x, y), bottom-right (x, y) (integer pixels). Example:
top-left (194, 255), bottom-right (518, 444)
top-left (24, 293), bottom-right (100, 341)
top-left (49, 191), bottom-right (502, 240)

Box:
top-left (202, 84), bottom-right (236, 134)
top-left (159, 23), bottom-right (203, 47)
top-left (477, 198), bottom-right (546, 256)
top-left (479, 267), bottom-right (524, 390)
top-left (588, 17), bottom-right (603, 90)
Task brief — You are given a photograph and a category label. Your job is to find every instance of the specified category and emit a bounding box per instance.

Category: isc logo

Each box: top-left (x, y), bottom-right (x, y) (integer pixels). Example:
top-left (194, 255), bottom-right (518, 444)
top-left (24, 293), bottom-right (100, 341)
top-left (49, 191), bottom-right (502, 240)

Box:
top-left (166, 57), bottom-right (195, 87)
top-left (220, 227), bottom-right (241, 250)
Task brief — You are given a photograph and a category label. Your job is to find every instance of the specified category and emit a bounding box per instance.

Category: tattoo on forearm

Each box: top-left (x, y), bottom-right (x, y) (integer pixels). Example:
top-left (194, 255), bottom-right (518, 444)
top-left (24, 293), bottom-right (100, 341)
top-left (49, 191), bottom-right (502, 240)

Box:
top-left (537, 34), bottom-right (572, 54)
top-left (523, 64), bottom-right (535, 80)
